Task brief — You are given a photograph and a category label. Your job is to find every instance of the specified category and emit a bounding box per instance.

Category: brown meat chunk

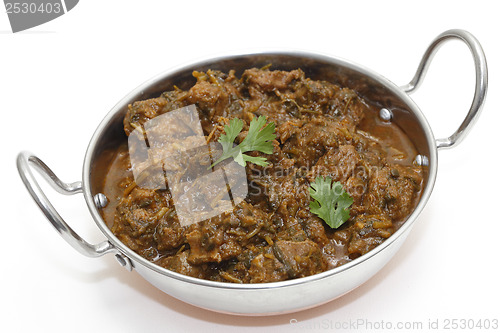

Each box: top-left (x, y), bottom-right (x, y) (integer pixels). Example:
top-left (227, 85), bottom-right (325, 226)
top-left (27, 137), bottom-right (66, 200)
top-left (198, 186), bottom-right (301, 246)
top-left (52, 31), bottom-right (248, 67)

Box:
top-left (123, 90), bottom-right (190, 136)
top-left (103, 67), bottom-right (424, 283)
top-left (261, 171), bottom-right (310, 216)
top-left (347, 214), bottom-right (395, 258)
top-left (155, 251), bottom-right (206, 279)
top-left (309, 144), bottom-right (371, 216)
top-left (364, 164), bottom-right (423, 221)
top-left (310, 145), bottom-right (361, 183)
top-left (272, 240), bottom-right (327, 278)
top-left (243, 68), bottom-right (304, 91)
top-left (111, 187), bottom-right (173, 257)
top-left (329, 88), bottom-right (366, 126)
top-left (187, 80), bottom-right (230, 118)
top-left (154, 220), bottom-right (185, 251)
top-left (281, 118), bottom-right (342, 166)
top-left (248, 252), bottom-right (289, 283)
top-left (186, 221), bottom-right (243, 265)
top-left (123, 97), bottom-right (168, 136)
top-left (301, 215), bottom-right (329, 247)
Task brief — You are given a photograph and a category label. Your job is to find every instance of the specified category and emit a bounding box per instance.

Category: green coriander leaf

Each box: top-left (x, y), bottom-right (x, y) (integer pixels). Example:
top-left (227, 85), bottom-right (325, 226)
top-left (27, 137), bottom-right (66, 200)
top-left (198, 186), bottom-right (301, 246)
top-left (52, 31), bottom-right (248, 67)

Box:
top-left (309, 176), bottom-right (354, 229)
top-left (210, 115), bottom-right (276, 168)
top-left (239, 116), bottom-right (276, 154)
top-left (210, 118), bottom-right (243, 167)
top-left (241, 154), bottom-right (269, 167)
top-left (220, 118), bottom-right (244, 149)
top-left (232, 149), bottom-right (245, 167)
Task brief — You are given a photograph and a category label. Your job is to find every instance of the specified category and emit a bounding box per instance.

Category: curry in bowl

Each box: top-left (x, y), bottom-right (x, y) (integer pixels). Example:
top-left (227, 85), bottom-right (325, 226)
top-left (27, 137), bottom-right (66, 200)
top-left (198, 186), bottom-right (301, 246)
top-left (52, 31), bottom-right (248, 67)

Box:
top-left (17, 30), bottom-right (486, 314)
top-left (100, 67), bottom-right (423, 283)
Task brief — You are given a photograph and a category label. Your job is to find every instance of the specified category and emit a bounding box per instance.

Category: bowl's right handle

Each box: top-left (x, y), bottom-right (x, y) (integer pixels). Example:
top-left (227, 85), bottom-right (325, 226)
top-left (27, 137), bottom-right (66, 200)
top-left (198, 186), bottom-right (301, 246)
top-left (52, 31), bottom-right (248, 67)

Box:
top-left (401, 29), bottom-right (488, 150)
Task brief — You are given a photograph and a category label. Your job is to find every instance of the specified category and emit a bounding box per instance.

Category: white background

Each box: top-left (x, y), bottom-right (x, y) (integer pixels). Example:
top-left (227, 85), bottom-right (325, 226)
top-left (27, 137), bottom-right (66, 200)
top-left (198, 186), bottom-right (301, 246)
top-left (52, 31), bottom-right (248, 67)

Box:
top-left (1, 1), bottom-right (499, 332)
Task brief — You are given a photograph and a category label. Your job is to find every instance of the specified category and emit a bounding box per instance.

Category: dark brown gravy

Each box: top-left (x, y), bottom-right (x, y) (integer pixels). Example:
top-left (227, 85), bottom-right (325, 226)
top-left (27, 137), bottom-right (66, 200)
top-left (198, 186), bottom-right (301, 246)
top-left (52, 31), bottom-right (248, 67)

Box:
top-left (98, 68), bottom-right (423, 283)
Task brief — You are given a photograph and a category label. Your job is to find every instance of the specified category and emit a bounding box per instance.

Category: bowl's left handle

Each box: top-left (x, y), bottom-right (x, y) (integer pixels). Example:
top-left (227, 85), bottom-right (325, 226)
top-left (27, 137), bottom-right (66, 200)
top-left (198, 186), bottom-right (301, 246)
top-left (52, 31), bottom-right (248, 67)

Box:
top-left (16, 151), bottom-right (115, 258)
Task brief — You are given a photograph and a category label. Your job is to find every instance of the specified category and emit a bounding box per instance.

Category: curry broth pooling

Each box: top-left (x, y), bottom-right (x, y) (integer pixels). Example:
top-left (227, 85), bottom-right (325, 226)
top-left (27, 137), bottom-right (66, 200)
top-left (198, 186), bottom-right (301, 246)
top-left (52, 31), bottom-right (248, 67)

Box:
top-left (100, 68), bottom-right (423, 283)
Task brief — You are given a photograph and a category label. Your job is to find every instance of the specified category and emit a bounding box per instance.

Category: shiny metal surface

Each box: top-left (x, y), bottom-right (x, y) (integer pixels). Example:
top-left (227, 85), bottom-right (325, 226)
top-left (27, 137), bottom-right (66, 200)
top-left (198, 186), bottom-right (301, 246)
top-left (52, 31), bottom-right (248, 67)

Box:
top-left (93, 193), bottom-right (109, 209)
top-left (83, 49), bottom-right (438, 315)
top-left (379, 108), bottom-right (393, 122)
top-left (114, 253), bottom-right (134, 272)
top-left (16, 152), bottom-right (116, 258)
top-left (17, 30), bottom-right (488, 315)
top-left (401, 29), bottom-right (488, 149)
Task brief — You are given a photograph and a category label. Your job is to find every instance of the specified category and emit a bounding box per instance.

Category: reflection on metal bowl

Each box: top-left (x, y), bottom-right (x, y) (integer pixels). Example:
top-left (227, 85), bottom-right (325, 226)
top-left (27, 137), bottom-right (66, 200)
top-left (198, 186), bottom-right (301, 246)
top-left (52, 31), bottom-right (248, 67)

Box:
top-left (17, 29), bottom-right (487, 315)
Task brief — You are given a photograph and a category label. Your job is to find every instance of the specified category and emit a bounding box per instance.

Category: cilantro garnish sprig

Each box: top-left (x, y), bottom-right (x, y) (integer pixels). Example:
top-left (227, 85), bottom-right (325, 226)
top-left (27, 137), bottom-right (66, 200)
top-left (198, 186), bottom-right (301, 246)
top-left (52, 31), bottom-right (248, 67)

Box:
top-left (210, 116), bottom-right (276, 168)
top-left (309, 176), bottom-right (354, 229)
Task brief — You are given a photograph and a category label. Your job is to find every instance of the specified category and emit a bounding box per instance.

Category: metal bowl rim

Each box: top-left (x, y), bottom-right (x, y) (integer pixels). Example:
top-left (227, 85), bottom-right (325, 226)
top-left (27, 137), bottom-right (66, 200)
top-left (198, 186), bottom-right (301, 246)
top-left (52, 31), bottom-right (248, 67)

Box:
top-left (82, 49), bottom-right (438, 290)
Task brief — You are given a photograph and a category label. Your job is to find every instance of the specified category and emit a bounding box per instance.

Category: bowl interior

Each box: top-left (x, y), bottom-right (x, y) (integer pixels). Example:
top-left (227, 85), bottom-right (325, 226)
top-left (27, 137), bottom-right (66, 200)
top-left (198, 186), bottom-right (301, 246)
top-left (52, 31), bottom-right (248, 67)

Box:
top-left (84, 51), bottom-right (436, 284)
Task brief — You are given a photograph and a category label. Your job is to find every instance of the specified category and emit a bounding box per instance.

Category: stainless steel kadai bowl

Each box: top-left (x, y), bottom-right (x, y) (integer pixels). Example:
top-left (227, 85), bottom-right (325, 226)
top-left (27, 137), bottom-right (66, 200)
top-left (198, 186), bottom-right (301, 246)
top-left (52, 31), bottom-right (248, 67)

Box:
top-left (17, 29), bottom-right (487, 315)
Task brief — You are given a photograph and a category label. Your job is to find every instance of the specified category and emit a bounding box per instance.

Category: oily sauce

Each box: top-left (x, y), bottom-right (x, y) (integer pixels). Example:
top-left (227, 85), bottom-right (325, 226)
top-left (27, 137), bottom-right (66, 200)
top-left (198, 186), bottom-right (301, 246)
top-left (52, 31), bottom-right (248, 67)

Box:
top-left (100, 68), bottom-right (423, 283)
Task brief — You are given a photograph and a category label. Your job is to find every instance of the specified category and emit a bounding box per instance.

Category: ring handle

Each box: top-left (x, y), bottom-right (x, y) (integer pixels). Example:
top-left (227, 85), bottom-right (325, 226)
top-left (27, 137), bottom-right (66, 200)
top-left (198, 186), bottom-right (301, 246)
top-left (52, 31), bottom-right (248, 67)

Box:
top-left (16, 151), bottom-right (115, 258)
top-left (401, 29), bottom-right (488, 149)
